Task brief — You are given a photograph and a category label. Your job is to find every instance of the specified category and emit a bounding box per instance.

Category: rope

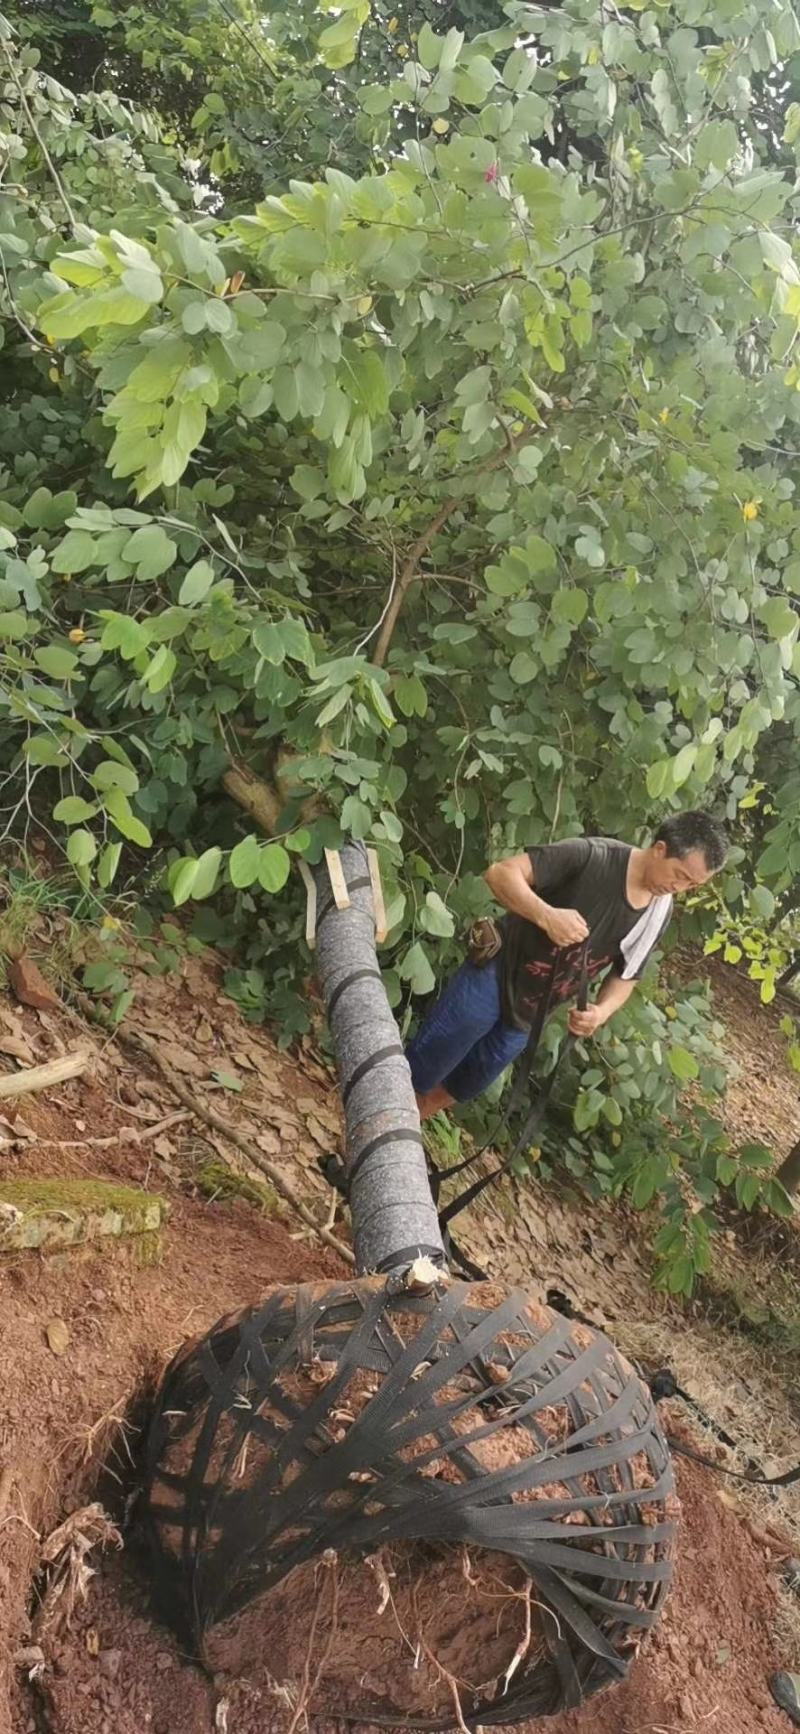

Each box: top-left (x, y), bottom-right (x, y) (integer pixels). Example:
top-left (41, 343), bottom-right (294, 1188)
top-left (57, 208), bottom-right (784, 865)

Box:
top-left (545, 1290), bottom-right (800, 1491)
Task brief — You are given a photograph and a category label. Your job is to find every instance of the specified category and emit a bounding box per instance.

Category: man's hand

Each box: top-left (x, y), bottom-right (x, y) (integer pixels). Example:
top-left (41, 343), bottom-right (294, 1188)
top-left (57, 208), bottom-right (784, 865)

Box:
top-left (542, 906), bottom-right (589, 948)
top-left (568, 1004), bottom-right (606, 1038)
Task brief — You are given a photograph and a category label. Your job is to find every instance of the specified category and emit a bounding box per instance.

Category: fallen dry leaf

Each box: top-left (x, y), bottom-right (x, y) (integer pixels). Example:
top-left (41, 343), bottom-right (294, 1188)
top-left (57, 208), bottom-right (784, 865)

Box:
top-left (196, 1019), bottom-right (214, 1044)
top-left (46, 1319), bottom-right (70, 1357)
top-left (255, 1130), bottom-right (281, 1157)
top-left (160, 1042), bottom-right (208, 1078)
top-left (8, 958), bottom-right (59, 1012)
top-left (304, 1115), bottom-right (333, 1150)
top-left (0, 1033), bottom-right (36, 1065)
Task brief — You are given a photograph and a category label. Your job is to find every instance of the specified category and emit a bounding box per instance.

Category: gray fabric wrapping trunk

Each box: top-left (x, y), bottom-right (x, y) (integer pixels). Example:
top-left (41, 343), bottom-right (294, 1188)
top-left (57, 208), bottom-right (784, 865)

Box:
top-left (313, 841), bottom-right (446, 1276)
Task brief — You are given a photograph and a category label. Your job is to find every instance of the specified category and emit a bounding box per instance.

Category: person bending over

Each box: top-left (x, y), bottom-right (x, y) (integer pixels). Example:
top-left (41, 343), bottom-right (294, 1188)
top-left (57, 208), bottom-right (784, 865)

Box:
top-left (406, 811), bottom-right (728, 1121)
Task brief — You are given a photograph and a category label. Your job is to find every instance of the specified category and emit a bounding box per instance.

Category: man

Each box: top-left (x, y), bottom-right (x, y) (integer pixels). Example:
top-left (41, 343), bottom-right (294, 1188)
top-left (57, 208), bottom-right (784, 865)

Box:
top-left (407, 810), bottom-right (728, 1121)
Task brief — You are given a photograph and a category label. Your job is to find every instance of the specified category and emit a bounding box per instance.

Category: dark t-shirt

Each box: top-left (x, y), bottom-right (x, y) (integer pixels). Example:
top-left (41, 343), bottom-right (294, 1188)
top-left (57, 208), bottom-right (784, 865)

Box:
top-left (500, 837), bottom-right (670, 1030)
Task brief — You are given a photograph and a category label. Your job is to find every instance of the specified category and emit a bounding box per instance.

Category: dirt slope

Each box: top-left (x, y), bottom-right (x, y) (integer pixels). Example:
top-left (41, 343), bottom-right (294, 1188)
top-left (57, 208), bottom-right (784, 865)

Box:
top-left (0, 948), bottom-right (797, 1734)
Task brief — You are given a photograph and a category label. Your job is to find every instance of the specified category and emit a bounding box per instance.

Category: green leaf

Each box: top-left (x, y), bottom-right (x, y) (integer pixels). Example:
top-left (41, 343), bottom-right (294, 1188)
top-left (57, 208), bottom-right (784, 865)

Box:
top-left (122, 524), bottom-right (177, 580)
top-left (575, 531), bottom-right (605, 568)
top-left (646, 760), bottom-right (671, 799)
top-left (257, 842), bottom-right (291, 892)
top-left (672, 743), bottom-right (697, 788)
top-left (24, 735), bottom-right (67, 767)
top-left (749, 883), bottom-right (775, 920)
top-left (399, 940), bottom-right (435, 995)
top-left (205, 297), bottom-right (235, 334)
top-left (120, 265), bottom-right (163, 304)
top-left (632, 1158), bottom-right (662, 1209)
top-left (510, 651), bottom-right (539, 684)
top-left (67, 828), bottom-right (97, 867)
top-left (143, 645), bottom-right (177, 693)
top-left (191, 846), bottom-right (222, 899)
top-left (34, 646), bottom-right (78, 680)
top-left (98, 842), bottom-right (122, 888)
top-left (173, 857), bottom-right (199, 906)
top-left (360, 85), bottom-right (393, 116)
top-left (230, 835), bottom-right (261, 888)
top-left (394, 674), bottom-right (427, 717)
top-left (286, 828), bottom-right (311, 853)
top-left (212, 1069), bottom-right (244, 1092)
top-left (104, 788), bottom-right (152, 847)
top-left (421, 891), bottom-right (455, 938)
top-left (551, 587), bottom-right (588, 626)
top-left (668, 1045), bottom-right (700, 1082)
top-left (347, 350), bottom-right (389, 416)
top-left (280, 617), bottom-right (313, 666)
top-left (51, 530), bottom-right (97, 574)
top-left (290, 464), bottom-right (326, 502)
top-left (417, 21), bottom-right (441, 70)
top-left (695, 119), bottom-right (738, 172)
top-left (53, 795), bottom-right (97, 825)
top-left (253, 621), bottom-right (285, 664)
top-left (91, 760), bottom-right (139, 796)
top-left (761, 596), bottom-right (797, 640)
top-left (273, 365), bottom-right (299, 420)
top-left (0, 612), bottom-right (30, 640)
top-left (179, 560), bottom-right (215, 605)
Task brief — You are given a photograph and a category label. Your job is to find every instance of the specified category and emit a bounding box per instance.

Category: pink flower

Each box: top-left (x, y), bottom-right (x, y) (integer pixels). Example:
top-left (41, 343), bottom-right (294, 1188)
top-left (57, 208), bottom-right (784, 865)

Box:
top-left (484, 163), bottom-right (498, 183)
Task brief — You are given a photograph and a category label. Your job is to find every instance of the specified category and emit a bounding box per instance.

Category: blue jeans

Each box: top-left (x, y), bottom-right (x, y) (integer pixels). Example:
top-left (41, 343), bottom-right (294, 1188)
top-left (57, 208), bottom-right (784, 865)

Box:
top-left (406, 959), bottom-right (528, 1104)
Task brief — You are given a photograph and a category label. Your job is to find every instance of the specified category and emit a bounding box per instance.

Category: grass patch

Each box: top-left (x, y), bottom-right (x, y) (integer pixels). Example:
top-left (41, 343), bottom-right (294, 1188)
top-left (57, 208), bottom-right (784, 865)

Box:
top-left (195, 1159), bottom-right (281, 1216)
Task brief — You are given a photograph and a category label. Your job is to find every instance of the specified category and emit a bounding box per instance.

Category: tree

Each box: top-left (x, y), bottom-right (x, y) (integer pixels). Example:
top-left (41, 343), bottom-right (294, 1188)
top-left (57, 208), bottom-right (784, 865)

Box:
top-left (2, 0), bottom-right (800, 1275)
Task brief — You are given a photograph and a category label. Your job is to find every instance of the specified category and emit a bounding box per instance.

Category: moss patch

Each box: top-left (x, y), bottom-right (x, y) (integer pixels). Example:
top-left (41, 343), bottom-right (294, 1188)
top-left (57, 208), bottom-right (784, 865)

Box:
top-left (196, 1159), bottom-right (280, 1217)
top-left (0, 1178), bottom-right (167, 1253)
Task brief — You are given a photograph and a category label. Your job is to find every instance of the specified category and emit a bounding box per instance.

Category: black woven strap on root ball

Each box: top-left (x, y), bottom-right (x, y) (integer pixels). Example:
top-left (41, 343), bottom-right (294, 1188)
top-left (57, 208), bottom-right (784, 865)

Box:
top-left (140, 1281), bottom-right (677, 1728)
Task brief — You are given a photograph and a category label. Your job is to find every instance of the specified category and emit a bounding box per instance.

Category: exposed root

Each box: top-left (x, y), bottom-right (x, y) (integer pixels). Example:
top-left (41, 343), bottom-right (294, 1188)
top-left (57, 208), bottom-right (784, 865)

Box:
top-left (56, 1394), bottom-right (136, 1474)
top-left (33, 1503), bottom-right (122, 1638)
top-left (285, 1551), bottom-right (340, 1734)
top-left (365, 1550), bottom-right (395, 1617)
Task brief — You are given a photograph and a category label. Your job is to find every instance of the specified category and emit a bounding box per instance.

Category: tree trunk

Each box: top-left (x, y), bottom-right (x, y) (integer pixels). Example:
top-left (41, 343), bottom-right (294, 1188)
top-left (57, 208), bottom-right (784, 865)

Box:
top-left (777, 955), bottom-right (800, 990)
top-left (313, 841), bottom-right (445, 1276)
top-left (776, 1138), bottom-right (800, 1195)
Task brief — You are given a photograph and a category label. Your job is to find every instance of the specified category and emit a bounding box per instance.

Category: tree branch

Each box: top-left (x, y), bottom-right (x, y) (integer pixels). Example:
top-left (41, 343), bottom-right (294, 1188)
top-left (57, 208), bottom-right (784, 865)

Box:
top-left (222, 759), bottom-right (283, 835)
top-left (371, 434), bottom-right (529, 669)
top-left (0, 41), bottom-right (77, 229)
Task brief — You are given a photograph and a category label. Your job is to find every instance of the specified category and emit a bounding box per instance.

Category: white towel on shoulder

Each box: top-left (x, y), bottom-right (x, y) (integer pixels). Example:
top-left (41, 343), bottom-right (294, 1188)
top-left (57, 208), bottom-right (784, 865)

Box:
top-left (619, 895), bottom-right (673, 980)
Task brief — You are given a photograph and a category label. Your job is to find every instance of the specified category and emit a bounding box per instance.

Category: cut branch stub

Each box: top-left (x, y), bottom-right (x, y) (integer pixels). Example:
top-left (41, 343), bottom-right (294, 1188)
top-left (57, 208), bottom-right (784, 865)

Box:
top-left (313, 842), bottom-right (446, 1276)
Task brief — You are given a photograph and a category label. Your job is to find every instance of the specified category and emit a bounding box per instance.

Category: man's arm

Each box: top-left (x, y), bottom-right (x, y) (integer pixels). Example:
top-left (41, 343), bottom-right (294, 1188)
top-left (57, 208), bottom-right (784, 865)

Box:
top-left (569, 972), bottom-right (635, 1037)
top-left (485, 852), bottom-right (589, 948)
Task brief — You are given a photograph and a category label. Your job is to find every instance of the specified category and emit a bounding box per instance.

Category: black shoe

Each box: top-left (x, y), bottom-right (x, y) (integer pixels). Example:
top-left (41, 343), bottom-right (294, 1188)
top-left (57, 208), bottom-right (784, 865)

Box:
top-left (771, 1672), bottom-right (800, 1725)
top-left (317, 1153), bottom-right (348, 1198)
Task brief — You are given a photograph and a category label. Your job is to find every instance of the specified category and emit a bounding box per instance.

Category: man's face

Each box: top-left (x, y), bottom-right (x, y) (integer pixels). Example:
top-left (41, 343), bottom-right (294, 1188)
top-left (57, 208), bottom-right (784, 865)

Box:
top-left (648, 842), bottom-right (716, 896)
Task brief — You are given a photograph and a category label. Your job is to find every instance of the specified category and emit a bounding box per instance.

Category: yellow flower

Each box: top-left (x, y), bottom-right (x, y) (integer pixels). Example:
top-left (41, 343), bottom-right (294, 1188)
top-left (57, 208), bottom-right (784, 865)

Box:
top-left (387, 14), bottom-right (398, 30)
top-left (659, 407), bottom-right (670, 424)
top-left (431, 118), bottom-right (449, 135)
top-left (742, 499), bottom-right (760, 522)
top-left (68, 627), bottom-right (86, 644)
top-left (101, 914), bottom-right (121, 931)
top-left (396, 41), bottom-right (409, 56)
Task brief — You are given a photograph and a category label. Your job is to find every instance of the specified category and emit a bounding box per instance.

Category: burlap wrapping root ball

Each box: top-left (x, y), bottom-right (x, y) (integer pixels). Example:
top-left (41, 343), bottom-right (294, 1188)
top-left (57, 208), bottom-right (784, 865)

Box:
top-left (141, 1279), bottom-right (677, 1727)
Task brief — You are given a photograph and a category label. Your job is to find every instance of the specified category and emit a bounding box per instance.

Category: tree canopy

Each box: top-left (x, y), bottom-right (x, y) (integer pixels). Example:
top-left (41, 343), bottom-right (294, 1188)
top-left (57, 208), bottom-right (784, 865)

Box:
top-left (3, 0), bottom-right (800, 1285)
